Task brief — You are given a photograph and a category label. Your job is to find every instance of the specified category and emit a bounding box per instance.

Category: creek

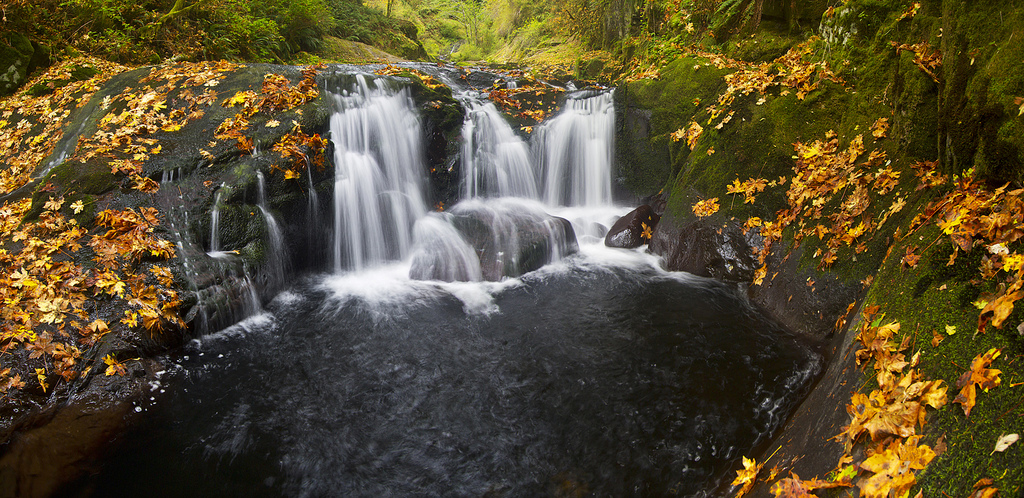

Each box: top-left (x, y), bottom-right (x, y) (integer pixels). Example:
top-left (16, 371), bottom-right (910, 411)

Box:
top-left (70, 67), bottom-right (822, 496)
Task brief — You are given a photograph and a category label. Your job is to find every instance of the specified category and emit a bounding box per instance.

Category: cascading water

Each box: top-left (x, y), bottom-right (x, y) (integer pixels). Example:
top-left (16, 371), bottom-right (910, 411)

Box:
top-left (208, 186), bottom-right (225, 253)
top-left (327, 74), bottom-right (427, 272)
top-left (408, 214), bottom-right (483, 282)
top-left (460, 101), bottom-right (538, 199)
top-left (304, 157), bottom-right (320, 245)
top-left (537, 91), bottom-right (615, 207)
top-left (256, 171), bottom-right (287, 286)
top-left (80, 67), bottom-right (821, 498)
top-left (412, 89), bottom-right (618, 282)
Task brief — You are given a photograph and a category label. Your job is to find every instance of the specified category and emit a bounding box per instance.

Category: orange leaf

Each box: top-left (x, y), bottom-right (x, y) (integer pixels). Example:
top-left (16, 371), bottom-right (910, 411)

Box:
top-left (953, 348), bottom-right (1002, 417)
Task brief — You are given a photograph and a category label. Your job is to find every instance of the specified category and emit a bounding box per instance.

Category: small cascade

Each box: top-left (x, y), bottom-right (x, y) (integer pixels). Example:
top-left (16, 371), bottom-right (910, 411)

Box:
top-left (327, 74), bottom-right (428, 272)
top-left (160, 168), bottom-right (181, 184)
top-left (256, 171), bottom-right (288, 285)
top-left (460, 101), bottom-right (538, 200)
top-left (35, 117), bottom-right (90, 179)
top-left (209, 187), bottom-right (225, 253)
top-left (409, 214), bottom-right (482, 282)
top-left (536, 91), bottom-right (615, 207)
top-left (304, 157), bottom-right (320, 241)
top-left (409, 198), bottom-right (578, 282)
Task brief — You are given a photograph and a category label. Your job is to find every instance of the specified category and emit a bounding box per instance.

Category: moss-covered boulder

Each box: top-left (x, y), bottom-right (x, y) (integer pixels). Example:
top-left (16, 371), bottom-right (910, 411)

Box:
top-left (0, 31), bottom-right (50, 96)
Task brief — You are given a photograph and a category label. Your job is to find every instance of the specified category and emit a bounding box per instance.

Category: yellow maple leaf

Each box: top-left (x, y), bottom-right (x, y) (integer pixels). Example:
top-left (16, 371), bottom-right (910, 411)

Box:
top-left (732, 456), bottom-right (763, 497)
top-left (44, 196), bottom-right (64, 211)
top-left (70, 200), bottom-right (84, 214)
top-left (88, 319), bottom-right (109, 334)
top-left (103, 354), bottom-right (128, 376)
top-left (692, 197), bottom-right (720, 217)
top-left (224, 91), bottom-right (254, 107)
top-left (35, 368), bottom-right (48, 392)
top-left (859, 436), bottom-right (934, 498)
top-left (640, 222), bottom-right (653, 241)
top-left (871, 117), bottom-right (890, 139)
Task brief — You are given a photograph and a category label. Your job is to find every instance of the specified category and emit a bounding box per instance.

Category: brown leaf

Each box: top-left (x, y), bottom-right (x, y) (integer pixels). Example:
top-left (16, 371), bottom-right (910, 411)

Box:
top-left (953, 348), bottom-right (1002, 417)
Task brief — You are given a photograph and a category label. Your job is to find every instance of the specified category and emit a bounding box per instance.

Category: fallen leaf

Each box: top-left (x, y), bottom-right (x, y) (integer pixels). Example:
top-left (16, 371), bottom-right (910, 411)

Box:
top-left (692, 198), bottom-right (720, 218)
top-left (992, 433), bottom-right (1019, 454)
top-left (732, 456), bottom-right (763, 497)
top-left (871, 117), bottom-right (890, 139)
top-left (953, 348), bottom-right (1002, 417)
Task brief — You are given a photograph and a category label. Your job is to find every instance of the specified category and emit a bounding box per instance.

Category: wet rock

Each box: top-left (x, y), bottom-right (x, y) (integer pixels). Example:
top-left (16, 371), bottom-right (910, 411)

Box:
top-left (649, 218), bottom-right (757, 282)
top-left (0, 359), bottom-right (158, 498)
top-left (454, 210), bottom-right (578, 281)
top-left (412, 200), bottom-right (579, 282)
top-left (604, 204), bottom-right (659, 248)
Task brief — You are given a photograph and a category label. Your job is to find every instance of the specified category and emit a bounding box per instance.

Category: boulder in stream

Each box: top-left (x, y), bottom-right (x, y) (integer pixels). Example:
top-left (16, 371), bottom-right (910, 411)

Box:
top-left (410, 199), bottom-right (579, 282)
top-left (604, 204), bottom-right (659, 248)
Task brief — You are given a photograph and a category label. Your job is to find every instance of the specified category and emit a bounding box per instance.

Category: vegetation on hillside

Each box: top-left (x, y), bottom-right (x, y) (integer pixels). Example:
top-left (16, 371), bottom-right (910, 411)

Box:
top-left (1, 0), bottom-right (426, 65)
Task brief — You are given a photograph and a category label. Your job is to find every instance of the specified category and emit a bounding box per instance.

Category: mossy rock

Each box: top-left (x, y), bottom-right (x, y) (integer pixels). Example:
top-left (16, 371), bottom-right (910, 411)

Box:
top-left (319, 36), bottom-right (406, 63)
top-left (25, 63), bottom-right (99, 96)
top-left (0, 31), bottom-right (35, 96)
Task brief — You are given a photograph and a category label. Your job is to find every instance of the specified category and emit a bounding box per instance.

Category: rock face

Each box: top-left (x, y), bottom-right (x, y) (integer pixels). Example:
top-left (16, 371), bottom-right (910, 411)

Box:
top-left (649, 218), bottom-right (758, 282)
top-left (0, 32), bottom-right (49, 96)
top-left (604, 204), bottom-right (659, 248)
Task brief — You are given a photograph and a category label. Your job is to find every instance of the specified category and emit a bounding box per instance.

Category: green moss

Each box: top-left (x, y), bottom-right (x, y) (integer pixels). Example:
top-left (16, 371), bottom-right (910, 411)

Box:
top-left (25, 160), bottom-right (117, 221)
top-left (724, 32), bottom-right (797, 63)
top-left (862, 224), bottom-right (1024, 495)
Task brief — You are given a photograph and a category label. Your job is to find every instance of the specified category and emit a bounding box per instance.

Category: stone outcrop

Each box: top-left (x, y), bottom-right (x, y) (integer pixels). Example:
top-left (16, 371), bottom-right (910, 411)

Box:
top-left (604, 204), bottom-right (659, 249)
top-left (0, 31), bottom-right (50, 97)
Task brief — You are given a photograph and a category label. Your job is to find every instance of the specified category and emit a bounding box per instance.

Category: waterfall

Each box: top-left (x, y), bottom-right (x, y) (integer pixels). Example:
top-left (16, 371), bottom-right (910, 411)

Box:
top-left (408, 87), bottom-right (617, 282)
top-left (536, 91), bottom-right (615, 207)
top-left (327, 74), bottom-right (427, 272)
top-left (305, 156), bottom-right (320, 242)
top-left (209, 187), bottom-right (225, 253)
top-left (460, 101), bottom-right (538, 200)
top-left (256, 171), bottom-right (287, 285)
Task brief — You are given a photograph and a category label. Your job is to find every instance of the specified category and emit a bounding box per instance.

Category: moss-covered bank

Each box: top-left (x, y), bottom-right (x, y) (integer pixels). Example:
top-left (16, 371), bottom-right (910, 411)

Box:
top-left (619, 0), bottom-right (1024, 494)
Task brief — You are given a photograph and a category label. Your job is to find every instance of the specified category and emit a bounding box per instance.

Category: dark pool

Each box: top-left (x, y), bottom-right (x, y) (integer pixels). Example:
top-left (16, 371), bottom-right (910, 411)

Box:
top-left (79, 250), bottom-right (820, 497)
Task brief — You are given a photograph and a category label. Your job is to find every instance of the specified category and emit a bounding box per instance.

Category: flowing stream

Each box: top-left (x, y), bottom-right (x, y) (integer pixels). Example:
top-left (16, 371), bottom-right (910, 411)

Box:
top-left (80, 68), bottom-right (821, 497)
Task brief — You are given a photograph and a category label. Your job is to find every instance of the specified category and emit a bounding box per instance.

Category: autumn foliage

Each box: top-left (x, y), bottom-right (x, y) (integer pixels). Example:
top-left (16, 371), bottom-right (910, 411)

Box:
top-left (2, 59), bottom-right (328, 399)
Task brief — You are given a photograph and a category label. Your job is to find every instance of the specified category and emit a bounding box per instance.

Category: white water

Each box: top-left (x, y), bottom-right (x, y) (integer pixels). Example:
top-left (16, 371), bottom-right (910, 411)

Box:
top-left (536, 92), bottom-right (615, 207)
top-left (304, 157), bottom-right (320, 243)
top-left (327, 75), bottom-right (427, 272)
top-left (409, 214), bottom-right (483, 282)
top-left (403, 89), bottom-right (623, 282)
top-left (209, 187), bottom-right (225, 253)
top-left (256, 171), bottom-right (287, 285)
top-left (460, 101), bottom-right (538, 199)
top-left (456, 90), bottom-right (615, 210)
